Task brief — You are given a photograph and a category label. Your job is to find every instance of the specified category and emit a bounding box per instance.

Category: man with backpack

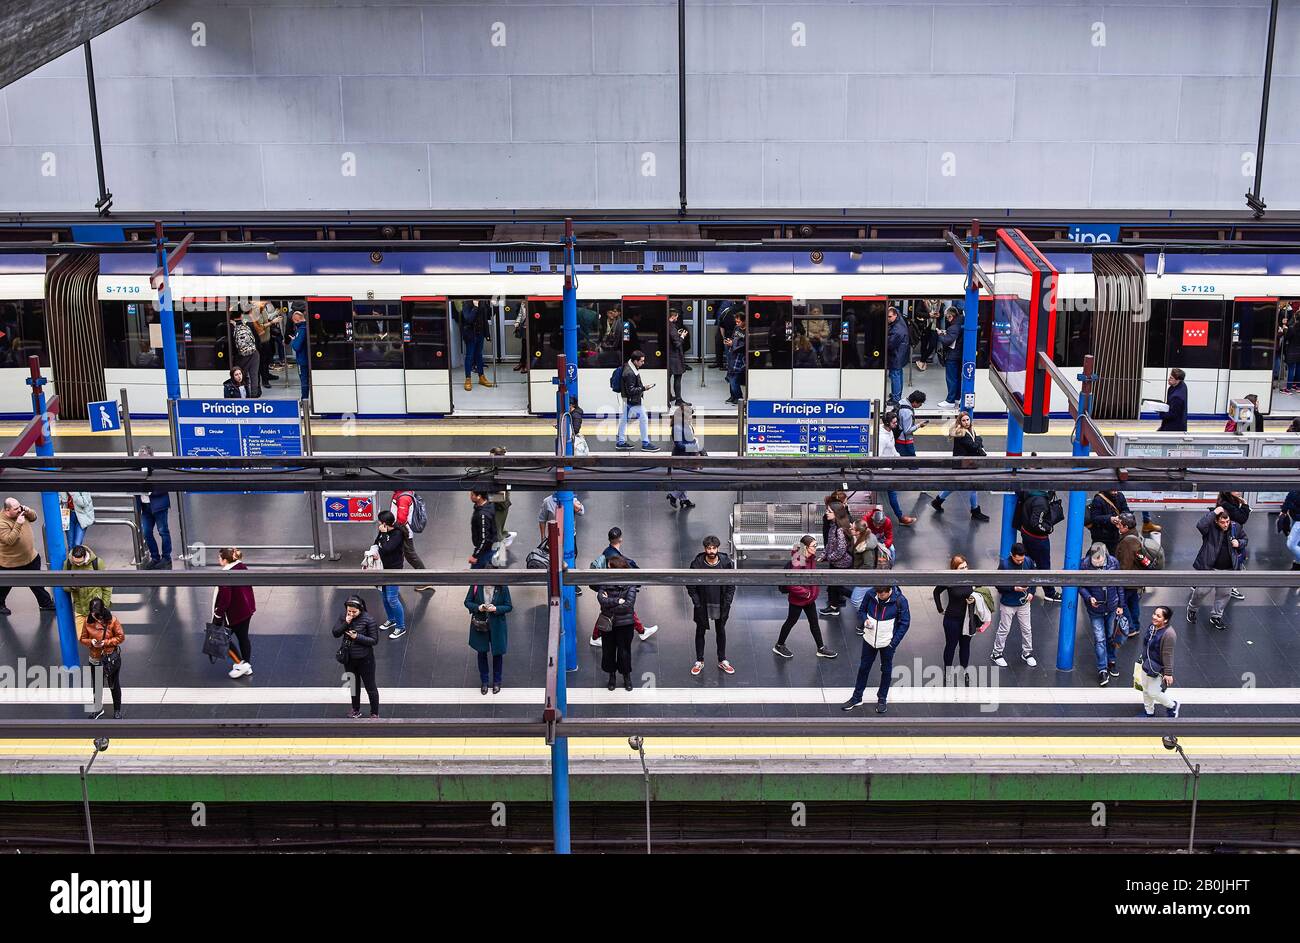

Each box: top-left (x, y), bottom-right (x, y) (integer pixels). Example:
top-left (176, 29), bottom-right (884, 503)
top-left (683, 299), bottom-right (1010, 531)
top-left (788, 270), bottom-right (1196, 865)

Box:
top-left (1016, 489), bottom-right (1061, 601)
top-left (615, 349), bottom-right (659, 452)
top-left (1187, 506), bottom-right (1247, 632)
top-left (229, 310), bottom-right (262, 397)
top-left (724, 313), bottom-right (747, 405)
top-left (390, 484), bottom-right (434, 593)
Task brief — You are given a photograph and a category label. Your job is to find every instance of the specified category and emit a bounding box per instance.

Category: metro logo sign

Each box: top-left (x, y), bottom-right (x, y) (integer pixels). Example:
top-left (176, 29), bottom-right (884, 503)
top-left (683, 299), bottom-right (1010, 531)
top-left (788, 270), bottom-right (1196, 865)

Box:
top-left (322, 492), bottom-right (377, 523)
top-left (1182, 321), bottom-right (1209, 347)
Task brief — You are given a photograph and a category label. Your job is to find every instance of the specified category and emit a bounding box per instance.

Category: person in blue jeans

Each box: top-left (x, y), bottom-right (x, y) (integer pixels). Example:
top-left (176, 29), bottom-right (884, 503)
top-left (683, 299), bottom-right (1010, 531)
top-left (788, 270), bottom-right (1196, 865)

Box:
top-left (290, 309), bottom-right (310, 402)
top-left (372, 510), bottom-right (409, 639)
top-left (938, 306), bottom-right (962, 406)
top-left (460, 299), bottom-right (494, 391)
top-left (885, 306), bottom-right (910, 405)
top-left (134, 453), bottom-right (172, 569)
top-left (1283, 490), bottom-right (1300, 570)
top-left (1080, 542), bottom-right (1123, 686)
top-left (725, 315), bottom-right (747, 404)
top-left (841, 585), bottom-right (910, 714)
top-left (615, 350), bottom-right (660, 452)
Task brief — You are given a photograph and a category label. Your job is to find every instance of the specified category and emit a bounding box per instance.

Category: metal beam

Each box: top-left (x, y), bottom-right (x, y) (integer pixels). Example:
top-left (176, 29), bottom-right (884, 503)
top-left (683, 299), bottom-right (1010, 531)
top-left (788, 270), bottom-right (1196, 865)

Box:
top-left (1, 717), bottom-right (1297, 740)
top-left (0, 0), bottom-right (163, 89)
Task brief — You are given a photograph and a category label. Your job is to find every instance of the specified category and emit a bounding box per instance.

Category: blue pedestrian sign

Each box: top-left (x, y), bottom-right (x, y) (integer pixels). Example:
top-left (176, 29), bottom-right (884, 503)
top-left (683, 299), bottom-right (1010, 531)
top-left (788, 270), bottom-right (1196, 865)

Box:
top-left (87, 399), bottom-right (121, 433)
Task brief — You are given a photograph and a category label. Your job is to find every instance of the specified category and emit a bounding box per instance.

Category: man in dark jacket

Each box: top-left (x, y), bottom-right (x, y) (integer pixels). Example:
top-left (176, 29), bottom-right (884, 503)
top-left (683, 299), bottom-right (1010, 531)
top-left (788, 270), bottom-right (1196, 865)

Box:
top-left (991, 543), bottom-right (1037, 668)
top-left (1017, 490), bottom-right (1060, 601)
top-left (1187, 507), bottom-right (1247, 631)
top-left (615, 349), bottom-right (659, 452)
top-left (332, 595), bottom-right (380, 718)
top-left (290, 308), bottom-right (310, 402)
top-left (1087, 489), bottom-right (1131, 553)
top-left (687, 535), bottom-right (735, 675)
top-left (460, 299), bottom-right (493, 392)
top-left (1140, 367), bottom-right (1189, 536)
top-left (938, 306), bottom-right (962, 407)
top-left (885, 306), bottom-right (910, 405)
top-left (469, 491), bottom-right (498, 569)
top-left (1114, 513), bottom-right (1148, 637)
top-left (1080, 543), bottom-right (1124, 686)
top-left (842, 585), bottom-right (910, 714)
top-left (598, 557), bottom-right (640, 691)
top-left (725, 314), bottom-right (747, 404)
top-left (715, 302), bottom-right (738, 368)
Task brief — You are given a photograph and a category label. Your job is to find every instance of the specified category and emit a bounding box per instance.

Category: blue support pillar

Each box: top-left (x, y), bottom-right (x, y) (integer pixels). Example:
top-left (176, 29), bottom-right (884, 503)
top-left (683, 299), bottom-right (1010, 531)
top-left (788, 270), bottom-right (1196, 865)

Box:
top-left (26, 369), bottom-right (76, 669)
top-left (1056, 368), bottom-right (1095, 672)
top-left (155, 234), bottom-right (182, 403)
top-left (1000, 416), bottom-right (1023, 561)
top-left (959, 224), bottom-right (981, 418)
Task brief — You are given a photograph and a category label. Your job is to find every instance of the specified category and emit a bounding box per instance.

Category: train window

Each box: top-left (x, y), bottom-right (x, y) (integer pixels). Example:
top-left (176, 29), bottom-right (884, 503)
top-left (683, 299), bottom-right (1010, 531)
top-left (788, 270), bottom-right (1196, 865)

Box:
top-left (179, 298), bottom-right (229, 371)
top-left (622, 298), bottom-right (667, 369)
top-left (528, 300), bottom-right (563, 370)
top-left (8, 300), bottom-right (49, 367)
top-left (591, 301), bottom-right (624, 367)
top-left (842, 299), bottom-right (885, 370)
top-left (306, 298), bottom-right (356, 370)
top-left (353, 302), bottom-right (404, 370)
top-left (748, 299), bottom-right (793, 370)
top-left (976, 298), bottom-right (993, 370)
top-left (1053, 307), bottom-right (1092, 366)
top-left (1230, 300), bottom-right (1277, 372)
top-left (1166, 298), bottom-right (1225, 371)
top-left (794, 300), bottom-right (842, 369)
top-left (402, 299), bottom-right (449, 372)
top-left (1145, 300), bottom-right (1169, 369)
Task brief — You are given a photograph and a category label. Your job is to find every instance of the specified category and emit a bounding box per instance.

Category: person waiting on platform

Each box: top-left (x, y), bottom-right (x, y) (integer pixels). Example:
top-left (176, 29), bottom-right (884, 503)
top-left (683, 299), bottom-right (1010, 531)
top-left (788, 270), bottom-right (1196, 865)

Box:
top-left (668, 306), bottom-right (690, 407)
top-left (1138, 606), bottom-right (1179, 719)
top-left (0, 498), bottom-right (55, 615)
top-left (876, 411), bottom-right (914, 526)
top-left (63, 490), bottom-right (95, 549)
top-left (615, 349), bottom-right (659, 452)
top-left (1114, 513), bottom-right (1152, 638)
top-left (1217, 491), bottom-right (1252, 601)
top-left (1187, 506), bottom-right (1247, 632)
top-left (597, 557), bottom-right (639, 692)
top-left (466, 582), bottom-right (512, 695)
top-left (469, 491), bottom-right (498, 570)
top-left (772, 535), bottom-right (837, 661)
top-left (687, 535), bottom-right (735, 677)
top-left (885, 306), bottom-right (910, 405)
top-left (1142, 368), bottom-right (1188, 534)
top-left (991, 542), bottom-right (1037, 669)
top-left (1016, 489), bottom-right (1059, 601)
top-left (459, 299), bottom-right (494, 392)
top-left (1087, 489), bottom-right (1131, 554)
top-left (223, 365), bottom-right (252, 399)
top-left (842, 584), bottom-right (910, 715)
top-left (81, 597), bottom-right (124, 720)
top-left (667, 402), bottom-right (701, 510)
top-left (131, 450), bottom-right (173, 571)
top-left (938, 306), bottom-right (962, 408)
top-left (64, 544), bottom-right (110, 636)
top-left (588, 528), bottom-right (658, 644)
top-left (933, 555), bottom-right (991, 686)
top-left (290, 307), bottom-right (310, 402)
top-left (724, 312), bottom-right (747, 405)
top-left (333, 595), bottom-right (379, 718)
top-left (930, 412), bottom-right (990, 521)
top-left (1079, 542), bottom-right (1124, 687)
top-left (213, 547), bottom-right (256, 679)
top-left (229, 310), bottom-right (261, 397)
top-left (371, 510), bottom-right (409, 640)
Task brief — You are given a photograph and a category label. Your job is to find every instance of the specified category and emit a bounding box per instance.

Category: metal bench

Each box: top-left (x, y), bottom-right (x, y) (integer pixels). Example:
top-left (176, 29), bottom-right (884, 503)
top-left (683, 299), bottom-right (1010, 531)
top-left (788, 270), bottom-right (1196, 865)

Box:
top-left (729, 498), bottom-right (876, 566)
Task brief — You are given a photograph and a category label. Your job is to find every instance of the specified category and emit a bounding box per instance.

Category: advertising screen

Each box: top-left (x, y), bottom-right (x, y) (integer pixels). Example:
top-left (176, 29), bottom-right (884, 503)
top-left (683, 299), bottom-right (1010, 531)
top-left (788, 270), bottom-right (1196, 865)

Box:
top-left (989, 229), bottom-right (1057, 434)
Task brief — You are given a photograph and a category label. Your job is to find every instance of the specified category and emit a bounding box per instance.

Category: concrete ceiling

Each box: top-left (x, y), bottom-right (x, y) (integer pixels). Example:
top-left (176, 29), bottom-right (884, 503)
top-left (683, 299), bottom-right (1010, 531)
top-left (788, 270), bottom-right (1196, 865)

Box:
top-left (0, 0), bottom-right (163, 88)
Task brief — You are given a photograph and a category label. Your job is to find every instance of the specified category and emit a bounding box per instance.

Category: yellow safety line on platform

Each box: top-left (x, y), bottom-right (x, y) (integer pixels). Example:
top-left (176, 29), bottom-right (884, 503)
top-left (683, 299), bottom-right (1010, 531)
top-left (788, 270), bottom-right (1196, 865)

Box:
top-left (0, 736), bottom-right (1296, 759)
top-left (0, 419), bottom-right (1238, 439)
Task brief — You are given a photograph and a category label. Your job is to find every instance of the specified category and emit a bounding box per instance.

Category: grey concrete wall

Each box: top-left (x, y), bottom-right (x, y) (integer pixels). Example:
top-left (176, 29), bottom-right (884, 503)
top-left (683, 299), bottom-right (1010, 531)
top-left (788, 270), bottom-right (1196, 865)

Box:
top-left (1, 0), bottom-right (1297, 213)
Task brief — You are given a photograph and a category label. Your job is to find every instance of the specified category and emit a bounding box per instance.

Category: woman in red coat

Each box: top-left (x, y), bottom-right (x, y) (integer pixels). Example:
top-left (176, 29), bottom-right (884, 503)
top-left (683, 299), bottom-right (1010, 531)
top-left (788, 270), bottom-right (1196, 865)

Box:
top-left (213, 547), bottom-right (257, 679)
top-left (772, 536), bottom-right (838, 661)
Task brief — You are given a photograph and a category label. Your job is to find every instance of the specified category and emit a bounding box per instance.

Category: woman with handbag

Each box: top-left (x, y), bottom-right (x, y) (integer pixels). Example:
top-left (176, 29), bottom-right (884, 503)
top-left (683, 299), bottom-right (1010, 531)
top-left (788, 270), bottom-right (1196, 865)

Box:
top-left (932, 554), bottom-right (990, 684)
top-left (597, 556), bottom-right (639, 691)
top-left (465, 583), bottom-right (512, 695)
top-left (817, 501), bottom-right (856, 616)
top-left (930, 413), bottom-right (991, 521)
top-left (332, 595), bottom-right (380, 718)
top-left (772, 536), bottom-right (837, 661)
top-left (212, 547), bottom-right (256, 679)
top-left (80, 597), bottom-right (125, 720)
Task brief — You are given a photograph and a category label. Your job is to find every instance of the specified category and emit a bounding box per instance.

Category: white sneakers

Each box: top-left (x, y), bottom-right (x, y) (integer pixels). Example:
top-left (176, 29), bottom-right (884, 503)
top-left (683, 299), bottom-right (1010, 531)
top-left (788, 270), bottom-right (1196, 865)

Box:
top-left (589, 634), bottom-right (602, 647)
top-left (639, 624), bottom-right (659, 641)
top-left (228, 661), bottom-right (253, 679)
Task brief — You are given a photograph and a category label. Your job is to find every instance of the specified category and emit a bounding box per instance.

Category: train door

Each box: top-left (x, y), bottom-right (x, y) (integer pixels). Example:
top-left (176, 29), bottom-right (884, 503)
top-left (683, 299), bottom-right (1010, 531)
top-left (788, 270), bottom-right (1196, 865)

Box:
top-left (842, 297), bottom-right (887, 406)
top-left (621, 296), bottom-right (669, 416)
top-left (447, 297), bottom-right (528, 414)
top-left (1164, 297), bottom-right (1226, 417)
top-left (305, 296), bottom-right (357, 414)
top-left (791, 298), bottom-right (844, 398)
top-left (402, 296), bottom-right (451, 414)
top-left (178, 296), bottom-right (224, 398)
top-left (745, 297), bottom-right (794, 400)
top-left (1228, 297), bottom-right (1281, 415)
top-left (352, 301), bottom-right (406, 415)
top-left (1273, 299), bottom-right (1300, 415)
top-left (525, 296), bottom-right (564, 414)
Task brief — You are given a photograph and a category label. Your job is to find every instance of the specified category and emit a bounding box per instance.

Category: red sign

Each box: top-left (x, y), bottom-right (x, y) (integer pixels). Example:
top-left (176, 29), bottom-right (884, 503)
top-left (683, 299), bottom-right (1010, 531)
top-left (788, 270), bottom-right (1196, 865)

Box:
top-left (322, 493), bottom-right (376, 523)
top-left (1183, 321), bottom-right (1209, 346)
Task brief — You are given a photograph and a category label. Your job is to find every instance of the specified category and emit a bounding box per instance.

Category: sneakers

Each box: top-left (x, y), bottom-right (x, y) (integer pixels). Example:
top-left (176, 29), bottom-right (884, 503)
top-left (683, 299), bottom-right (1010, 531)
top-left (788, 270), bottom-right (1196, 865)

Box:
top-left (1166, 700), bottom-right (1181, 719)
top-left (816, 647), bottom-right (839, 659)
top-left (87, 708), bottom-right (105, 720)
top-left (690, 661), bottom-right (703, 676)
top-left (718, 660), bottom-right (735, 675)
top-left (772, 643), bottom-right (794, 659)
top-left (388, 626), bottom-right (407, 640)
top-left (680, 500), bottom-right (696, 509)
top-left (818, 605), bottom-right (840, 616)
top-left (1185, 605), bottom-right (1198, 624)
top-left (938, 401), bottom-right (956, 409)
top-left (840, 697), bottom-right (863, 711)
top-left (614, 441), bottom-right (635, 450)
top-left (667, 495), bottom-right (679, 509)
top-left (990, 652), bottom-right (1008, 668)
top-left (589, 634), bottom-right (602, 647)
top-left (380, 620), bottom-right (396, 632)
top-left (1098, 669), bottom-right (1110, 687)
top-left (1043, 591), bottom-right (1062, 603)
top-left (416, 585), bottom-right (436, 593)
top-left (1021, 652), bottom-right (1038, 667)
top-left (1108, 663), bottom-right (1120, 678)
top-left (930, 497), bottom-right (945, 513)
top-left (638, 624), bottom-right (659, 641)
top-left (348, 709), bottom-right (362, 718)
top-left (228, 661), bottom-right (253, 679)
top-left (1209, 616), bottom-right (1227, 632)
top-left (971, 507), bottom-right (991, 522)
top-left (641, 443), bottom-right (661, 452)
top-left (875, 701), bottom-right (889, 714)
top-left (1230, 588), bottom-right (1246, 600)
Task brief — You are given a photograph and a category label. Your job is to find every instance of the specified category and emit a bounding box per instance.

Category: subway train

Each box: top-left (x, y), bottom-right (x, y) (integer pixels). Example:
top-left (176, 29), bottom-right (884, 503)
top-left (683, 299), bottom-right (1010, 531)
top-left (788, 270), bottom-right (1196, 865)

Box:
top-left (1, 247), bottom-right (1298, 421)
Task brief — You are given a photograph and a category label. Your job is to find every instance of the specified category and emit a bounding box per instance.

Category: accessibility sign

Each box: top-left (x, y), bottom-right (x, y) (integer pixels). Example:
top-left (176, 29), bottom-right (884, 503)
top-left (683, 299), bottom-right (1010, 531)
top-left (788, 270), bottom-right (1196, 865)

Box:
top-left (175, 399), bottom-right (303, 458)
top-left (322, 492), bottom-right (377, 524)
top-left (87, 399), bottom-right (121, 433)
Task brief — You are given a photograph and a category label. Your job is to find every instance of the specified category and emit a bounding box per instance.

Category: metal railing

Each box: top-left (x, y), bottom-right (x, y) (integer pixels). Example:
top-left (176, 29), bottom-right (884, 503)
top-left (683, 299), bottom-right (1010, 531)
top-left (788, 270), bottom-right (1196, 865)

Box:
top-left (84, 493), bottom-right (143, 567)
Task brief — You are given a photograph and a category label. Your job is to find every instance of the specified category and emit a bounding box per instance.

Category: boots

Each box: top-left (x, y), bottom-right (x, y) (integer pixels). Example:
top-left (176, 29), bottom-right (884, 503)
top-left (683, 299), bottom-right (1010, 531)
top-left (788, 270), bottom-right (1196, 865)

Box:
top-left (930, 497), bottom-right (945, 513)
top-left (971, 506), bottom-right (991, 522)
top-left (463, 377), bottom-right (473, 391)
top-left (622, 673), bottom-right (633, 692)
top-left (477, 374), bottom-right (494, 388)
top-left (607, 673), bottom-right (617, 691)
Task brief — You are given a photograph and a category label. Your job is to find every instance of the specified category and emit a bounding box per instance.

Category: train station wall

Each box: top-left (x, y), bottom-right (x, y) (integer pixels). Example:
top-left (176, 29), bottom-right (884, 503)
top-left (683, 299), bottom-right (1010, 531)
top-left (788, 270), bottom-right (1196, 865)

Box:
top-left (0, 0), bottom-right (1297, 213)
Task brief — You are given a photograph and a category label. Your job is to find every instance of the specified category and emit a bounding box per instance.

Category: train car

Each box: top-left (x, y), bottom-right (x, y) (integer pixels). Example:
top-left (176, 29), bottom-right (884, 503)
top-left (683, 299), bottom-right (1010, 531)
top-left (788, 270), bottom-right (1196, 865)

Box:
top-left (0, 255), bottom-right (54, 417)
top-left (80, 249), bottom-right (1300, 422)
